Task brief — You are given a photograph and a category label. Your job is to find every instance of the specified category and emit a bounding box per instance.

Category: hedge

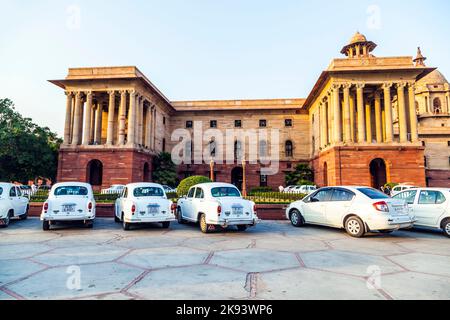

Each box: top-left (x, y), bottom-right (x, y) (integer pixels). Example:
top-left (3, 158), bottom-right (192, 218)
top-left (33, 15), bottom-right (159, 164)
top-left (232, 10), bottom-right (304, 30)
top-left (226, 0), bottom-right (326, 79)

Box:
top-left (177, 176), bottom-right (212, 197)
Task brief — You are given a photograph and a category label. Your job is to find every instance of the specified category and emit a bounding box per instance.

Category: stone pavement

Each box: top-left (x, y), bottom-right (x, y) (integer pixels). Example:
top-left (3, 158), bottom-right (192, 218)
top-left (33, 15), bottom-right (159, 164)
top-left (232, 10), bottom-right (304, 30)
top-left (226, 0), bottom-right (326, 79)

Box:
top-left (1, 218), bottom-right (450, 300)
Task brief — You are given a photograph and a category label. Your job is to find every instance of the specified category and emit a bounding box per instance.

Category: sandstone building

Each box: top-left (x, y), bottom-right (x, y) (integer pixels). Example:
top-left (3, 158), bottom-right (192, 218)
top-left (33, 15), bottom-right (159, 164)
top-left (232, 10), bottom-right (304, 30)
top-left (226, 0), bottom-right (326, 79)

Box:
top-left (49, 33), bottom-right (450, 191)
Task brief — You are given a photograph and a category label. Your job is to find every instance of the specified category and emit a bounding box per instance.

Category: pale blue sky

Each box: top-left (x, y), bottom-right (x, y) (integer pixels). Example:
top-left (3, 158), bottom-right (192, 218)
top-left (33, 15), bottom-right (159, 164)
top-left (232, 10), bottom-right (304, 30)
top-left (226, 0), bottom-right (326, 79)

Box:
top-left (1, 0), bottom-right (449, 136)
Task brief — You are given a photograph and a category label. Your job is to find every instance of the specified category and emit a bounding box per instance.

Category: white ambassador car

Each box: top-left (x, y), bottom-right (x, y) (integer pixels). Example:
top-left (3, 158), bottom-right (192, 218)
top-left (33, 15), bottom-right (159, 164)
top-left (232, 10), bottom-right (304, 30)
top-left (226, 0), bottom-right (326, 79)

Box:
top-left (393, 188), bottom-right (450, 237)
top-left (286, 186), bottom-right (416, 238)
top-left (177, 183), bottom-right (258, 233)
top-left (115, 183), bottom-right (175, 231)
top-left (41, 183), bottom-right (96, 231)
top-left (0, 183), bottom-right (29, 228)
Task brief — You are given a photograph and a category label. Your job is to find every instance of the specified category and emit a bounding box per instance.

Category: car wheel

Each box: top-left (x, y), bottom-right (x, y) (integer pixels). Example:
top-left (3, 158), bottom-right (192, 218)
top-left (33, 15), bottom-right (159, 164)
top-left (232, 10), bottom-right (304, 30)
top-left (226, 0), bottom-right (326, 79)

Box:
top-left (237, 225), bottom-right (247, 232)
top-left (114, 214), bottom-right (121, 223)
top-left (122, 214), bottom-right (131, 231)
top-left (199, 214), bottom-right (211, 234)
top-left (345, 216), bottom-right (365, 238)
top-left (42, 220), bottom-right (50, 231)
top-left (162, 222), bottom-right (170, 229)
top-left (85, 221), bottom-right (94, 229)
top-left (290, 209), bottom-right (304, 227)
top-left (443, 219), bottom-right (450, 238)
top-left (379, 230), bottom-right (394, 234)
top-left (177, 208), bottom-right (186, 224)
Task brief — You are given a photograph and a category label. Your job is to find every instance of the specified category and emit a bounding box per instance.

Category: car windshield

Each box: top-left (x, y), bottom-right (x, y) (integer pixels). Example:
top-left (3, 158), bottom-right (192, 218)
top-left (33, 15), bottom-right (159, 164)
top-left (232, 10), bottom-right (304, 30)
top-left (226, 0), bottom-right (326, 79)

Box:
top-left (54, 186), bottom-right (88, 196)
top-left (211, 187), bottom-right (241, 198)
top-left (133, 187), bottom-right (164, 197)
top-left (358, 188), bottom-right (390, 199)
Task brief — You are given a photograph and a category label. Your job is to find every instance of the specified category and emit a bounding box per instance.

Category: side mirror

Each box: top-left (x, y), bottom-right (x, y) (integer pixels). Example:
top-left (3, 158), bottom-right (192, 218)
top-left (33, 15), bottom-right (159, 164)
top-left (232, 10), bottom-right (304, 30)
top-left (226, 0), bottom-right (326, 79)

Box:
top-left (310, 197), bottom-right (320, 203)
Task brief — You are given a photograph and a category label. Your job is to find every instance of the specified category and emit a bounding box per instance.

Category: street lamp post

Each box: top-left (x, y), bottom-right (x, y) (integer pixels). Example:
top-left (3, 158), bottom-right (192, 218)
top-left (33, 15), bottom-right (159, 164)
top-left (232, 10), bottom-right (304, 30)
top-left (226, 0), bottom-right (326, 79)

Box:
top-left (242, 159), bottom-right (247, 197)
top-left (210, 159), bottom-right (215, 182)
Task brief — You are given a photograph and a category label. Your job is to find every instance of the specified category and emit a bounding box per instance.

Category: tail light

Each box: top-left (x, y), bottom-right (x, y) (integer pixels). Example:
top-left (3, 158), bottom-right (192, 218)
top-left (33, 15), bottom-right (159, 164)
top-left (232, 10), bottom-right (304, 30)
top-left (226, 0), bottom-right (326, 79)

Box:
top-left (253, 204), bottom-right (257, 213)
top-left (217, 205), bottom-right (222, 216)
top-left (131, 204), bottom-right (136, 215)
top-left (88, 202), bottom-right (93, 211)
top-left (171, 203), bottom-right (177, 213)
top-left (373, 201), bottom-right (389, 213)
top-left (43, 202), bottom-right (48, 212)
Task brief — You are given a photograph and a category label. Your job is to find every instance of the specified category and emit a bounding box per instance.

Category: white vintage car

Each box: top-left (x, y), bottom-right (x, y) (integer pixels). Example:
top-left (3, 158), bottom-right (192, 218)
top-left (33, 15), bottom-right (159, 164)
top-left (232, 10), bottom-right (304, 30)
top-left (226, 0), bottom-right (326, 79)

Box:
top-left (41, 182), bottom-right (96, 231)
top-left (114, 183), bottom-right (176, 231)
top-left (0, 183), bottom-right (29, 228)
top-left (393, 188), bottom-right (450, 237)
top-left (177, 183), bottom-right (259, 233)
top-left (286, 186), bottom-right (416, 238)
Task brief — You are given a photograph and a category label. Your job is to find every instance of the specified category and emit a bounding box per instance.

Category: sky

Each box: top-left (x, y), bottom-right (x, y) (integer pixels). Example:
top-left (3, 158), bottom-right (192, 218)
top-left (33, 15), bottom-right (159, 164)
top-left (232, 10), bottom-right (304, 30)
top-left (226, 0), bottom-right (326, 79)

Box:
top-left (1, 0), bottom-right (449, 136)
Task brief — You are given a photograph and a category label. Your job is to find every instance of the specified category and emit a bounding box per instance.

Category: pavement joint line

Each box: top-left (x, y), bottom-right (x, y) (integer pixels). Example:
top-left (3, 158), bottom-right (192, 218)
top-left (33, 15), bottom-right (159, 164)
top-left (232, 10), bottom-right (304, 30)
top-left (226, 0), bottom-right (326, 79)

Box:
top-left (245, 273), bottom-right (259, 299)
top-left (295, 253), bottom-right (306, 268)
top-left (113, 248), bottom-right (135, 262)
top-left (376, 288), bottom-right (395, 301)
top-left (26, 257), bottom-right (52, 268)
top-left (1, 265), bottom-right (51, 289)
top-left (301, 265), bottom-right (373, 280)
top-left (115, 260), bottom-right (149, 271)
top-left (0, 286), bottom-right (26, 300)
top-left (72, 290), bottom-right (120, 300)
top-left (121, 270), bottom-right (151, 293)
top-left (204, 251), bottom-right (215, 264)
top-left (383, 256), bottom-right (411, 272)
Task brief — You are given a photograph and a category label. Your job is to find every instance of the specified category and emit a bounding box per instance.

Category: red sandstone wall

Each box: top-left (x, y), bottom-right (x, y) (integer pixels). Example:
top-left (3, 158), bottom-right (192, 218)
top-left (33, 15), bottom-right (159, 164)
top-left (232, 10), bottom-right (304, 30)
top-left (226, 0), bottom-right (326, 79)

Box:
top-left (426, 170), bottom-right (450, 188)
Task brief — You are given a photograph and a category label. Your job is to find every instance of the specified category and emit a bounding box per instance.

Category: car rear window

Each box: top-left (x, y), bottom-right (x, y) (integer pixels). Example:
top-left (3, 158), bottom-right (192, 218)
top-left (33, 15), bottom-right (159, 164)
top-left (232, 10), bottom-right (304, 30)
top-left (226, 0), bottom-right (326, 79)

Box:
top-left (211, 187), bottom-right (241, 198)
top-left (0, 187), bottom-right (3, 196)
top-left (134, 187), bottom-right (164, 197)
top-left (54, 186), bottom-right (88, 196)
top-left (358, 188), bottom-right (390, 199)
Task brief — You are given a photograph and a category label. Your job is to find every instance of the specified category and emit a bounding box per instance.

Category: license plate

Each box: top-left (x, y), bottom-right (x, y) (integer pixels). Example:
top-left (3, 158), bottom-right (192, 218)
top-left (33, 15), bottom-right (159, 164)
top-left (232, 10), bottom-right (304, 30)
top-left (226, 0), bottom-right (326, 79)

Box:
top-left (233, 207), bottom-right (243, 216)
top-left (62, 205), bottom-right (75, 213)
top-left (148, 206), bottom-right (159, 215)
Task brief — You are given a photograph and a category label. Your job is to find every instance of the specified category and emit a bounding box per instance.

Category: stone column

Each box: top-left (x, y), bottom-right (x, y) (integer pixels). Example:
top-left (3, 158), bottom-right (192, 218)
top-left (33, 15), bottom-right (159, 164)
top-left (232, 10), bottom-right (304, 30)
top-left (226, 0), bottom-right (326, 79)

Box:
top-left (64, 92), bottom-right (73, 145)
top-left (383, 83), bottom-right (394, 143)
top-left (327, 97), bottom-right (332, 144)
top-left (106, 91), bottom-right (116, 146)
top-left (138, 96), bottom-right (144, 146)
top-left (374, 90), bottom-right (383, 143)
top-left (118, 90), bottom-right (127, 145)
top-left (365, 100), bottom-right (372, 143)
top-left (127, 90), bottom-right (137, 146)
top-left (82, 92), bottom-right (93, 145)
top-left (152, 107), bottom-right (157, 150)
top-left (408, 83), bottom-right (419, 143)
top-left (356, 84), bottom-right (366, 143)
top-left (319, 103), bottom-right (326, 148)
top-left (342, 84), bottom-right (352, 143)
top-left (94, 103), bottom-right (103, 145)
top-left (349, 92), bottom-right (356, 142)
top-left (72, 92), bottom-right (83, 145)
top-left (397, 83), bottom-right (408, 143)
top-left (332, 84), bottom-right (342, 143)
top-left (89, 104), bottom-right (96, 144)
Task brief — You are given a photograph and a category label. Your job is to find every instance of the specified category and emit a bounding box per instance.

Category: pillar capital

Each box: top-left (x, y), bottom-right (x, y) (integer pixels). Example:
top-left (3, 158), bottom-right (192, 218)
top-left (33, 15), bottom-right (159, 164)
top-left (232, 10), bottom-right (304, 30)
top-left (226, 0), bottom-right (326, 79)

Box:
top-left (396, 82), bottom-right (408, 89)
top-left (355, 83), bottom-right (365, 90)
top-left (65, 91), bottom-right (74, 97)
top-left (342, 83), bottom-right (352, 90)
top-left (382, 82), bottom-right (393, 89)
top-left (331, 83), bottom-right (342, 91)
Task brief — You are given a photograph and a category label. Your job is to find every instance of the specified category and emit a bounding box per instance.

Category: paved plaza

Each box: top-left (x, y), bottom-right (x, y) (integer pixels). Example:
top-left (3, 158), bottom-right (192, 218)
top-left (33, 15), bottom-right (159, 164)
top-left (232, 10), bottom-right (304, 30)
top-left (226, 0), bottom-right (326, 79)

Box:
top-left (1, 218), bottom-right (450, 300)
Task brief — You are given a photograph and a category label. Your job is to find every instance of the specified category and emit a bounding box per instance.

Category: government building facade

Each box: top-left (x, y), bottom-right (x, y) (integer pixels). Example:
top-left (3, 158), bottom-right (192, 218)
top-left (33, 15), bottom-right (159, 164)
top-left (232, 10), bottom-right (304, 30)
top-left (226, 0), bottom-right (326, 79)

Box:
top-left (50, 33), bottom-right (450, 191)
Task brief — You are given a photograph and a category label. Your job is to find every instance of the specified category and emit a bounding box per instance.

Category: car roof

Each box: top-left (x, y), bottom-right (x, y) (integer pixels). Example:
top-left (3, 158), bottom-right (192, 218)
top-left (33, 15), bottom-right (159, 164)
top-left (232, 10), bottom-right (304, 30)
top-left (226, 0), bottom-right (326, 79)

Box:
top-left (192, 183), bottom-right (239, 190)
top-left (126, 183), bottom-right (165, 189)
top-left (0, 183), bottom-right (14, 188)
top-left (400, 187), bottom-right (450, 192)
top-left (52, 182), bottom-right (92, 189)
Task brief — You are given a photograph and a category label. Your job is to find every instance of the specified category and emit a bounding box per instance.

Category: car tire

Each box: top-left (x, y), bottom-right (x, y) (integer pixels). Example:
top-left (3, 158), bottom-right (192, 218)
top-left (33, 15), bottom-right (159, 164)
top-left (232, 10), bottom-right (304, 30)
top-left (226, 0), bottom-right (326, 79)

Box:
top-left (42, 220), bottom-right (50, 231)
top-left (290, 209), bottom-right (304, 227)
top-left (345, 216), bottom-right (365, 238)
top-left (85, 221), bottom-right (94, 229)
top-left (199, 214), bottom-right (211, 234)
top-left (162, 222), bottom-right (170, 229)
top-left (237, 225), bottom-right (247, 232)
top-left (442, 219), bottom-right (450, 238)
top-left (177, 208), bottom-right (186, 224)
top-left (19, 206), bottom-right (29, 220)
top-left (114, 215), bottom-right (121, 223)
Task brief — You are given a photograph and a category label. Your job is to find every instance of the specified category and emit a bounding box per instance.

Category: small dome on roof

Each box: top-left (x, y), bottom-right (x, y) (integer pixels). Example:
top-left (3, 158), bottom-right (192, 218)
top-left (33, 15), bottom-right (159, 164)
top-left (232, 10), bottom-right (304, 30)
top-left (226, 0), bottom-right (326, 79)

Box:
top-left (417, 70), bottom-right (448, 85)
top-left (350, 32), bottom-right (367, 44)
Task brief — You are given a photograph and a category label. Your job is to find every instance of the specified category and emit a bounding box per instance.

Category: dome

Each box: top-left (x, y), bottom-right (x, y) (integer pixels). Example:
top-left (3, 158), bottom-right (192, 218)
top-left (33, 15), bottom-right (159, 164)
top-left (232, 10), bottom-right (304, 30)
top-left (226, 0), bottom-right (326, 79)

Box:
top-left (417, 70), bottom-right (449, 85)
top-left (350, 32), bottom-right (367, 44)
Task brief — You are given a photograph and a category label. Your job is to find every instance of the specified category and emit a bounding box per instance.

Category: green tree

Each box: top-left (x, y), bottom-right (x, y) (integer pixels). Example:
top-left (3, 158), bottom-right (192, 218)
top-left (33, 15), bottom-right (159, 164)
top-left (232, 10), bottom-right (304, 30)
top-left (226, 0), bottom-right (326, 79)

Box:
top-left (152, 152), bottom-right (179, 187)
top-left (177, 176), bottom-right (212, 197)
top-left (0, 98), bottom-right (62, 183)
top-left (285, 164), bottom-right (314, 186)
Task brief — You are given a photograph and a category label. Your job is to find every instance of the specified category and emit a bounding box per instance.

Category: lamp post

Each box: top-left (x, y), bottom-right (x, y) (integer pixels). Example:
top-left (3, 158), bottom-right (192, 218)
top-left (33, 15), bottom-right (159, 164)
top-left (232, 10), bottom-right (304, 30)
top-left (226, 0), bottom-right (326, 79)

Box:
top-left (242, 159), bottom-right (247, 197)
top-left (210, 159), bottom-right (215, 182)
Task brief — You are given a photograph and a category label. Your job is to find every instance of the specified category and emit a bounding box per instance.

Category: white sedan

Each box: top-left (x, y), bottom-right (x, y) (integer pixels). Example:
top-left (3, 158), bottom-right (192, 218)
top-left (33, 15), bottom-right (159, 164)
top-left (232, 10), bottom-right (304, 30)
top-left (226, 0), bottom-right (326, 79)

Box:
top-left (115, 183), bottom-right (176, 231)
top-left (393, 188), bottom-right (450, 238)
top-left (286, 186), bottom-right (416, 238)
top-left (0, 183), bottom-right (29, 228)
top-left (177, 183), bottom-right (259, 233)
top-left (41, 183), bottom-right (96, 231)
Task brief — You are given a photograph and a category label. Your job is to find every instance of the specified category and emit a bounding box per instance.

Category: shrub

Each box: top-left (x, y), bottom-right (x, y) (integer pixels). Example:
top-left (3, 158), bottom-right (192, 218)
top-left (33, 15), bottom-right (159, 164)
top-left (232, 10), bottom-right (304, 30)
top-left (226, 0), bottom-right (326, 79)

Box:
top-left (177, 176), bottom-right (212, 197)
top-left (249, 186), bottom-right (274, 193)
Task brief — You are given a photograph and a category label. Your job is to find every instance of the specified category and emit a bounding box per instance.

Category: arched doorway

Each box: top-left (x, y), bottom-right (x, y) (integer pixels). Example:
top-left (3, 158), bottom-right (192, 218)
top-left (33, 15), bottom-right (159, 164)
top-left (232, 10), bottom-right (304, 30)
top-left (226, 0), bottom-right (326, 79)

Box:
top-left (323, 162), bottom-right (328, 187)
top-left (87, 160), bottom-right (103, 186)
top-left (231, 167), bottom-right (243, 191)
top-left (143, 163), bottom-right (151, 182)
top-left (370, 158), bottom-right (387, 190)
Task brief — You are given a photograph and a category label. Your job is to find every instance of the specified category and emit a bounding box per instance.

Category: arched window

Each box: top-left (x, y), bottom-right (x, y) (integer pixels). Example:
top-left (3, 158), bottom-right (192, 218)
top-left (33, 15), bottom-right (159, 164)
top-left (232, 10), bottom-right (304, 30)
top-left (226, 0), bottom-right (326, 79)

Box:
top-left (259, 140), bottom-right (268, 157)
top-left (87, 160), bottom-right (103, 186)
top-left (143, 163), bottom-right (151, 182)
top-left (285, 140), bottom-right (293, 157)
top-left (234, 140), bottom-right (243, 160)
top-left (433, 98), bottom-right (442, 114)
top-left (209, 139), bottom-right (216, 158)
top-left (415, 101), bottom-right (420, 115)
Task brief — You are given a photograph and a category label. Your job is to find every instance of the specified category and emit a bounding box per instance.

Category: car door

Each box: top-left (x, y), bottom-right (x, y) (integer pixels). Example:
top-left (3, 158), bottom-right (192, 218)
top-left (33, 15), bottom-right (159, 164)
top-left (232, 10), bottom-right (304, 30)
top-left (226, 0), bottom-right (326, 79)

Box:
top-left (116, 188), bottom-right (126, 218)
top-left (192, 187), bottom-right (205, 219)
top-left (393, 189), bottom-right (418, 216)
top-left (15, 187), bottom-right (28, 214)
top-left (414, 190), bottom-right (447, 228)
top-left (181, 187), bottom-right (196, 221)
top-left (8, 186), bottom-right (20, 214)
top-left (326, 188), bottom-right (356, 227)
top-left (303, 188), bottom-right (333, 224)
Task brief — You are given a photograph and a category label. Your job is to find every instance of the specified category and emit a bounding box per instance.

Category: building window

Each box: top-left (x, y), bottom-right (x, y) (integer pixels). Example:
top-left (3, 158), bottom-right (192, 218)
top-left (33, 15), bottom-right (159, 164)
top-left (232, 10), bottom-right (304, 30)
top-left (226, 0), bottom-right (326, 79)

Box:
top-left (210, 120), bottom-right (217, 128)
top-left (235, 120), bottom-right (242, 128)
top-left (285, 119), bottom-right (293, 127)
top-left (286, 162), bottom-right (292, 169)
top-left (424, 156), bottom-right (428, 168)
top-left (285, 140), bottom-right (293, 157)
top-left (433, 98), bottom-right (442, 114)
top-left (186, 121), bottom-right (193, 128)
top-left (260, 175), bottom-right (268, 187)
top-left (234, 140), bottom-right (243, 160)
top-left (259, 120), bottom-right (267, 128)
top-left (162, 138), bottom-right (166, 152)
top-left (163, 117), bottom-right (166, 125)
top-left (422, 141), bottom-right (426, 147)
top-left (209, 139), bottom-right (216, 158)
top-left (448, 141), bottom-right (450, 147)
top-left (259, 140), bottom-right (268, 157)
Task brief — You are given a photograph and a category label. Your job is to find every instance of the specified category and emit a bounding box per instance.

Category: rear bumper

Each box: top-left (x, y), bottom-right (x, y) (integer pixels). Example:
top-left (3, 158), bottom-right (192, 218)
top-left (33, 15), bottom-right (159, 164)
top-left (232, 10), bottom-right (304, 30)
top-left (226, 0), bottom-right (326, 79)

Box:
top-left (41, 212), bottom-right (95, 222)
top-left (367, 216), bottom-right (417, 231)
top-left (212, 218), bottom-right (259, 227)
top-left (124, 216), bottom-right (176, 224)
